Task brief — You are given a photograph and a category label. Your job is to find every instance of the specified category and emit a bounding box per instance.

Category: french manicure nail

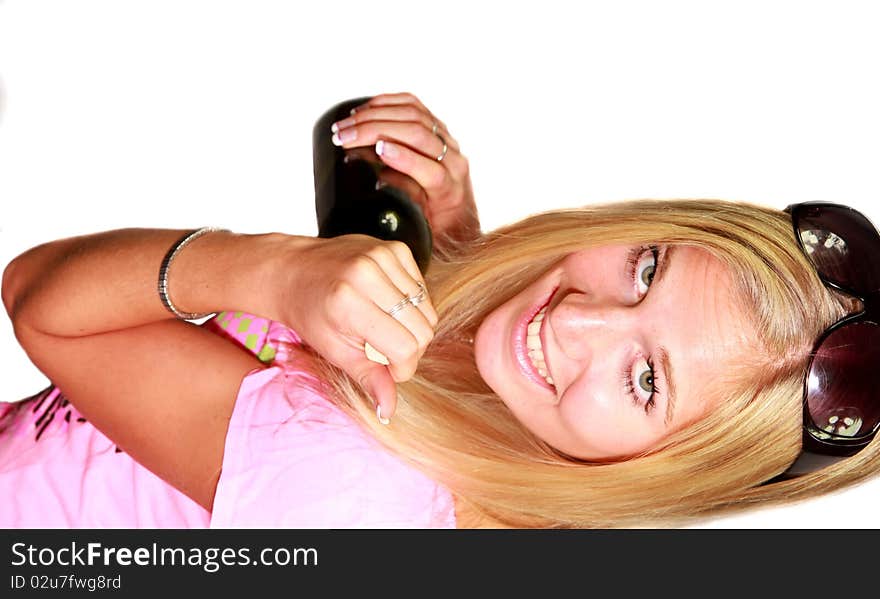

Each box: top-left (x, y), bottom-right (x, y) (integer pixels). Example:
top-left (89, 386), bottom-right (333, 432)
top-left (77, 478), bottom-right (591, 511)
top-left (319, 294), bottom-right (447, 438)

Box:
top-left (375, 140), bottom-right (398, 158)
top-left (365, 342), bottom-right (390, 365)
top-left (331, 117), bottom-right (356, 133)
top-left (376, 404), bottom-right (391, 425)
top-left (331, 128), bottom-right (357, 146)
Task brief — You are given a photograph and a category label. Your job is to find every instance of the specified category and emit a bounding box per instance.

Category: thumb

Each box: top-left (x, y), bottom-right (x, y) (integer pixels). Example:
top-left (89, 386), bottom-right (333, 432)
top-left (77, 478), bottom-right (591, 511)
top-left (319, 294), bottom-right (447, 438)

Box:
top-left (358, 365), bottom-right (398, 424)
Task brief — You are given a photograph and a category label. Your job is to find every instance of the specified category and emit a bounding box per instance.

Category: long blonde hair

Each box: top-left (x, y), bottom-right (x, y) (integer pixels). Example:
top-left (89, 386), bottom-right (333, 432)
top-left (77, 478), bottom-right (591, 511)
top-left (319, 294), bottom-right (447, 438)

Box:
top-left (294, 199), bottom-right (877, 528)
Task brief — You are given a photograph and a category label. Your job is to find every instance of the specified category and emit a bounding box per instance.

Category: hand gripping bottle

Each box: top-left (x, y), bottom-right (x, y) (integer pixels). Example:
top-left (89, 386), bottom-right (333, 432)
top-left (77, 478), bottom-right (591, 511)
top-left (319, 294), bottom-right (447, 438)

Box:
top-left (312, 96), bottom-right (433, 274)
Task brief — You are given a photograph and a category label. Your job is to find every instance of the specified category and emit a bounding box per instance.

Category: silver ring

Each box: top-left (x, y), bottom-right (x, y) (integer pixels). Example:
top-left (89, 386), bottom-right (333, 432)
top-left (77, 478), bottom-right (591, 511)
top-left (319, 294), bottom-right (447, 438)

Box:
top-left (387, 295), bottom-right (413, 318)
top-left (432, 122), bottom-right (439, 135)
top-left (436, 135), bottom-right (448, 162)
top-left (387, 282), bottom-right (427, 316)
top-left (408, 281), bottom-right (427, 307)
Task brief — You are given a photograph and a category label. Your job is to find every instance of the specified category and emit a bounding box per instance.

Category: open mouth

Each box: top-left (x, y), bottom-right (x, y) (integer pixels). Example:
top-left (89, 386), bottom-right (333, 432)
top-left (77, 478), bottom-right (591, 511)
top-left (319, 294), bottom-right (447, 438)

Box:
top-left (526, 305), bottom-right (554, 386)
top-left (514, 287), bottom-right (557, 393)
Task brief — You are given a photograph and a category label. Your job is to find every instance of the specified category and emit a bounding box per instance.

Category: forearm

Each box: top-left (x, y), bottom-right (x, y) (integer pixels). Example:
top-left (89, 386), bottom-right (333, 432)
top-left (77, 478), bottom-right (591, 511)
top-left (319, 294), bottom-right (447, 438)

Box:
top-left (2, 227), bottom-right (292, 337)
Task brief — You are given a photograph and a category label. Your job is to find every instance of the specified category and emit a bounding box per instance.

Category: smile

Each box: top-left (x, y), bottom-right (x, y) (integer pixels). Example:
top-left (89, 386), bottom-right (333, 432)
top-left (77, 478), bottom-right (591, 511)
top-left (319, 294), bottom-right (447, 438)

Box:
top-left (526, 306), bottom-right (553, 386)
top-left (513, 287), bottom-right (557, 395)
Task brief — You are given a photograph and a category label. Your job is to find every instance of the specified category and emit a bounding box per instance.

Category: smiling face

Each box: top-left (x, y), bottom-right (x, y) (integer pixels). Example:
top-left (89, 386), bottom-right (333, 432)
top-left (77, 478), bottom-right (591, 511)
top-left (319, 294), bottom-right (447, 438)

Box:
top-left (473, 244), bottom-right (760, 460)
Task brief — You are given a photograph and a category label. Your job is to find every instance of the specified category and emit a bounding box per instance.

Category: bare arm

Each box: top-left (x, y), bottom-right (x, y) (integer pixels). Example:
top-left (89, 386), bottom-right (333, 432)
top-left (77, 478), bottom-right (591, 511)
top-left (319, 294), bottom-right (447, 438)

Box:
top-left (2, 224), bottom-right (437, 514)
top-left (1, 228), bottom-right (304, 510)
top-left (2, 228), bottom-right (284, 337)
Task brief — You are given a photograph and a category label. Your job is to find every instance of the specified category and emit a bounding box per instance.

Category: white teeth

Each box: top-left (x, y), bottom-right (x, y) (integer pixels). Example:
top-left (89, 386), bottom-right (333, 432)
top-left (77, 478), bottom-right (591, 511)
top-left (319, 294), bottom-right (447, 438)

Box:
top-left (525, 306), bottom-right (554, 388)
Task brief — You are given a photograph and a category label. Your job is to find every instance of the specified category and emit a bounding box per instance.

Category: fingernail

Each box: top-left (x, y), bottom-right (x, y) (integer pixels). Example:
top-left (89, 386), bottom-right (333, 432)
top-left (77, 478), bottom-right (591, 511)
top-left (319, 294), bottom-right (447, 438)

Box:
top-left (375, 140), bottom-right (398, 158)
top-left (331, 128), bottom-right (357, 146)
top-left (331, 117), bottom-right (356, 133)
top-left (364, 342), bottom-right (390, 365)
top-left (376, 404), bottom-right (391, 426)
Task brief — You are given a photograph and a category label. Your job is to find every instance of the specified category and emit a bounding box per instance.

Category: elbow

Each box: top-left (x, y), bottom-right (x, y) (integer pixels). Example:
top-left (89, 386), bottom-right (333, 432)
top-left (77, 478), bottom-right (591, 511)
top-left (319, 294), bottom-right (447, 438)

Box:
top-left (1, 256), bottom-right (19, 320)
top-left (2, 255), bottom-right (29, 324)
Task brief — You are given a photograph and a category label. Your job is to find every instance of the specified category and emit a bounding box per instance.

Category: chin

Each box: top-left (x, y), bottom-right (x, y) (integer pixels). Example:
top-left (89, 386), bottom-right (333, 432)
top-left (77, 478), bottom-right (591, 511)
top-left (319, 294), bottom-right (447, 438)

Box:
top-left (472, 319), bottom-right (495, 390)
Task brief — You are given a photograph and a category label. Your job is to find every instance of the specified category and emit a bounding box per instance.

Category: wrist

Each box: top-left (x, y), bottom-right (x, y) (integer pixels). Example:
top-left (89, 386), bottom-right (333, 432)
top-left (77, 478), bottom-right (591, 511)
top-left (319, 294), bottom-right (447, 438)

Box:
top-left (246, 232), bottom-right (318, 324)
top-left (158, 227), bottom-right (229, 320)
top-left (168, 230), bottom-right (293, 321)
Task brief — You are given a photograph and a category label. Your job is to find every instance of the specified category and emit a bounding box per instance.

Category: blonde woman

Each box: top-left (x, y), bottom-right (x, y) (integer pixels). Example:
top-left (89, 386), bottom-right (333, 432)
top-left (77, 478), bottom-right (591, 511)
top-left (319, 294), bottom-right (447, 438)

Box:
top-left (2, 94), bottom-right (877, 528)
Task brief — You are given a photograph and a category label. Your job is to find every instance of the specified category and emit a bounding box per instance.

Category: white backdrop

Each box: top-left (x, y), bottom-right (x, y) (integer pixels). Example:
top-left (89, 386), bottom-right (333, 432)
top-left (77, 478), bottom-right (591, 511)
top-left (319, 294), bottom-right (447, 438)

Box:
top-left (1, 0), bottom-right (879, 528)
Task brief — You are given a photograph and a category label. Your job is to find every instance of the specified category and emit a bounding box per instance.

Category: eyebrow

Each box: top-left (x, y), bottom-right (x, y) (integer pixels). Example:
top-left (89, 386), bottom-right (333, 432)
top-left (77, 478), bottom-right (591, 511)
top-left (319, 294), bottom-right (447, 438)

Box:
top-left (652, 244), bottom-right (674, 290)
top-left (658, 345), bottom-right (677, 427)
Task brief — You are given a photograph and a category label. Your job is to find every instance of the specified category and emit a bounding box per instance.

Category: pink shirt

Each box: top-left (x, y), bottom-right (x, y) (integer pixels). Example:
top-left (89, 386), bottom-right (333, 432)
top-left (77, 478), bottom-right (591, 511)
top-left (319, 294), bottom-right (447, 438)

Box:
top-left (0, 313), bottom-right (456, 528)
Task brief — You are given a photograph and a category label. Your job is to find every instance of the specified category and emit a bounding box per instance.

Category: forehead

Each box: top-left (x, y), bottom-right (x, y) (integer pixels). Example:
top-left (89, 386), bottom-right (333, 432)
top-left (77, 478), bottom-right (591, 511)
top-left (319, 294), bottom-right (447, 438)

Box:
top-left (657, 245), bottom-right (758, 426)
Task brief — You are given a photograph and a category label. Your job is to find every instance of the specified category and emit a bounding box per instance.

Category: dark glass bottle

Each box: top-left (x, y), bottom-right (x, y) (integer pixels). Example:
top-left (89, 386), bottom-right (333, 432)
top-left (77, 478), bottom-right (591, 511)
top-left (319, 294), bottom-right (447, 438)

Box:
top-left (312, 97), bottom-right (433, 274)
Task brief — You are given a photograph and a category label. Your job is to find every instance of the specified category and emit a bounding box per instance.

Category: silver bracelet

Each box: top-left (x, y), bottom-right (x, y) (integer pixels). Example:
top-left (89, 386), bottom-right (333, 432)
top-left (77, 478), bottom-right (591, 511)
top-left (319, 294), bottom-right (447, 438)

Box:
top-left (158, 227), bottom-right (228, 320)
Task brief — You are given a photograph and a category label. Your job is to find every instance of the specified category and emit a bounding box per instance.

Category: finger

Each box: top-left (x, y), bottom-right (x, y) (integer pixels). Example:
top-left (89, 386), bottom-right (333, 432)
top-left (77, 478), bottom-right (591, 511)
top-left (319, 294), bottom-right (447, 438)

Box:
top-left (354, 92), bottom-right (430, 114)
top-left (332, 120), bottom-right (452, 163)
top-left (348, 258), bottom-right (435, 380)
top-left (356, 364), bottom-right (398, 421)
top-left (343, 139), bottom-right (464, 187)
top-left (351, 92), bottom-right (459, 146)
top-left (376, 139), bottom-right (467, 198)
top-left (369, 241), bottom-right (439, 328)
top-left (331, 120), bottom-right (443, 156)
top-left (331, 106), bottom-right (460, 150)
top-left (345, 287), bottom-right (424, 384)
top-left (334, 105), bottom-right (431, 131)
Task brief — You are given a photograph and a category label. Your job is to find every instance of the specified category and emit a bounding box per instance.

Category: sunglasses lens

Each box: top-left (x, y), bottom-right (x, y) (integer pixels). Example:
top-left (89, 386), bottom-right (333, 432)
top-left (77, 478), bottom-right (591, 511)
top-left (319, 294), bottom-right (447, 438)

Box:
top-left (805, 321), bottom-right (880, 439)
top-left (794, 204), bottom-right (880, 295)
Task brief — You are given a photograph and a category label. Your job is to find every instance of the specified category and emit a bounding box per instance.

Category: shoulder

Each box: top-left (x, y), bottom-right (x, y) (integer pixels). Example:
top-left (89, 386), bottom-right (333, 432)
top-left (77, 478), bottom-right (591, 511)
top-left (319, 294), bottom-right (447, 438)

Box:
top-left (211, 365), bottom-right (456, 528)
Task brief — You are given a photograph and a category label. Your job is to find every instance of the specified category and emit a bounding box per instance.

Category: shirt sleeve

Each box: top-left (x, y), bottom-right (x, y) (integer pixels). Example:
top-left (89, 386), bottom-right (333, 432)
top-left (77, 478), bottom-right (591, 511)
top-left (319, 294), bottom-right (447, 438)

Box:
top-left (202, 311), bottom-right (297, 364)
top-left (208, 354), bottom-right (457, 529)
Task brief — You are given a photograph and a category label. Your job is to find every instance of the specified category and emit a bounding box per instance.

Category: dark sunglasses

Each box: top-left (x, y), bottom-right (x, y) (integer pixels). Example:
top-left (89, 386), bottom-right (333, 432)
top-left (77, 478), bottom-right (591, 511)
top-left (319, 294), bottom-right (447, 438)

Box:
top-left (773, 202), bottom-right (880, 480)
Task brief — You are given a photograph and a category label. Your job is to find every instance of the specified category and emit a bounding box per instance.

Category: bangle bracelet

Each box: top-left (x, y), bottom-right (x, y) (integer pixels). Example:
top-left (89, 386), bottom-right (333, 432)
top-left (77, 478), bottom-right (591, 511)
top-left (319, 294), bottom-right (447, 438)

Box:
top-left (158, 227), bottom-right (228, 320)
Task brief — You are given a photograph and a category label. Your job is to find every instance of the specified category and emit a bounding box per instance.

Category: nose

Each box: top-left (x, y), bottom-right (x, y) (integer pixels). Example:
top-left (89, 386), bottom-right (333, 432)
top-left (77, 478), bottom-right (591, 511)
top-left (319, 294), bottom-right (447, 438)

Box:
top-left (548, 292), bottom-right (638, 362)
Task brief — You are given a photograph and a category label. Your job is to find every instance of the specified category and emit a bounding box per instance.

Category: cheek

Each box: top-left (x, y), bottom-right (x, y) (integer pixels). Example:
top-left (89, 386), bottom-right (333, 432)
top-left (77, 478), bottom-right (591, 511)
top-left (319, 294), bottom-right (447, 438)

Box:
top-left (473, 303), bottom-right (510, 391)
top-left (556, 384), bottom-right (661, 459)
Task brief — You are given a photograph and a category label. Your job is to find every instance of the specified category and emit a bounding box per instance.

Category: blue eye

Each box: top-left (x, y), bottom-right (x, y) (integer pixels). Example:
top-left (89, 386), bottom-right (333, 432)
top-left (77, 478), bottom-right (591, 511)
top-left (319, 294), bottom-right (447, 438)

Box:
top-left (628, 246), bottom-right (659, 297)
top-left (622, 356), bottom-right (658, 415)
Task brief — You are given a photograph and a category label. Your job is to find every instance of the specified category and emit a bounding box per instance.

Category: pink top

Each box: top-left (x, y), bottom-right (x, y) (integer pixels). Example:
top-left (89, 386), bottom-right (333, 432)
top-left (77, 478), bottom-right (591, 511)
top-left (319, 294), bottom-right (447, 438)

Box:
top-left (0, 313), bottom-right (456, 528)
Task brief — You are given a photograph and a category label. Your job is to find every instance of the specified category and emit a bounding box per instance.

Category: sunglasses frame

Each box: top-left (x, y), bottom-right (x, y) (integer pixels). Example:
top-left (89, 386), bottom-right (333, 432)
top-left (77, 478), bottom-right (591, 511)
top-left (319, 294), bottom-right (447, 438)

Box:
top-left (778, 202), bottom-right (880, 478)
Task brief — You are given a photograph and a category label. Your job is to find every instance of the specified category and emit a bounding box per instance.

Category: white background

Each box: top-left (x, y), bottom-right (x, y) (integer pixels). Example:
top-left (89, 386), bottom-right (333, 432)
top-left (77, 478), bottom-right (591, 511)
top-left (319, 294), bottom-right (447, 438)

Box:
top-left (1, 1), bottom-right (878, 528)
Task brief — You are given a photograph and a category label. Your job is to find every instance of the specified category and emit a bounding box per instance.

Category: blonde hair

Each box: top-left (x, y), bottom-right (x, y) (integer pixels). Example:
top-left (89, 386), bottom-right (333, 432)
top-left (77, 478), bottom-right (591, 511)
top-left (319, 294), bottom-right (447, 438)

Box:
top-left (292, 199), bottom-right (878, 528)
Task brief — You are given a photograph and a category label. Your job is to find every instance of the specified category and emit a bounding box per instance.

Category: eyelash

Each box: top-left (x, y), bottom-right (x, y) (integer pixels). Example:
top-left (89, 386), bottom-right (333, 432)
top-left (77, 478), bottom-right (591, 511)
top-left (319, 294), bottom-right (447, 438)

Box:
top-left (626, 245), bottom-right (661, 295)
top-left (623, 245), bottom-right (663, 414)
